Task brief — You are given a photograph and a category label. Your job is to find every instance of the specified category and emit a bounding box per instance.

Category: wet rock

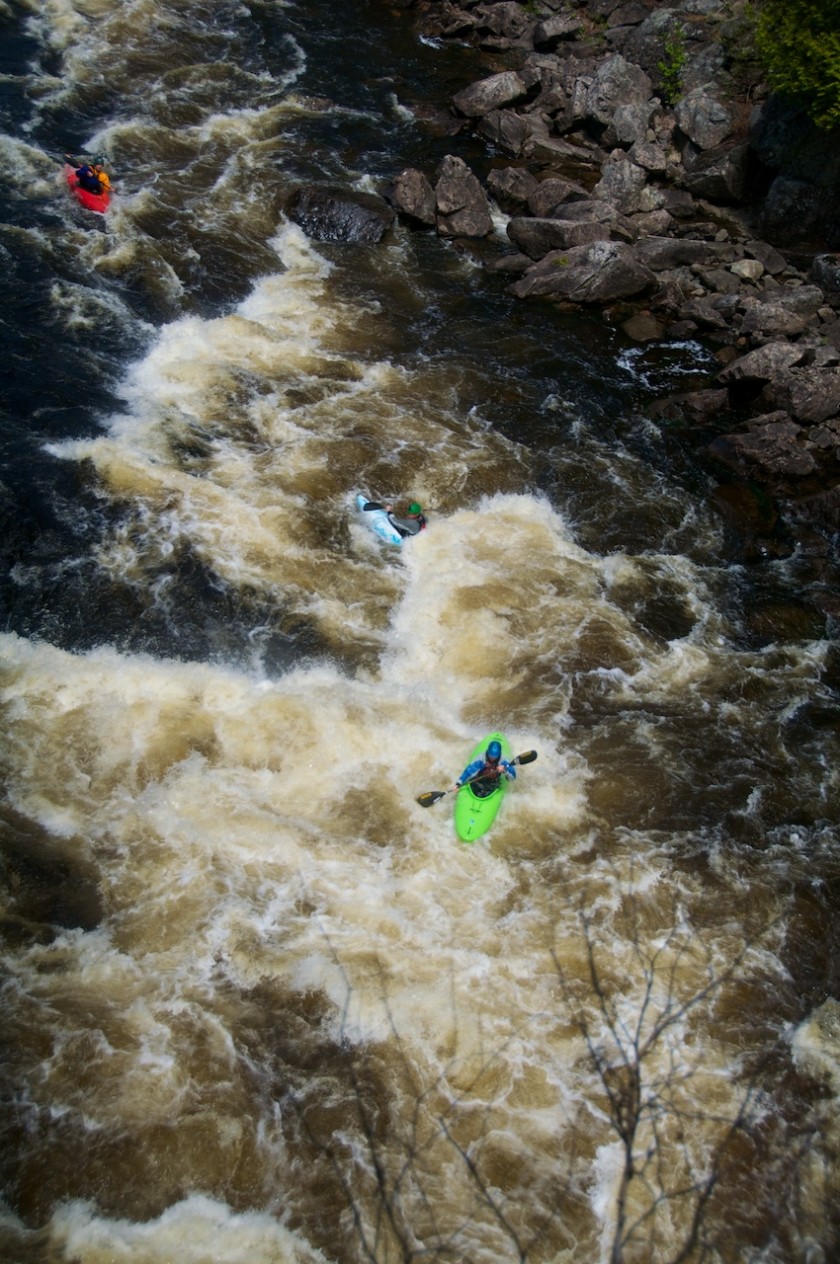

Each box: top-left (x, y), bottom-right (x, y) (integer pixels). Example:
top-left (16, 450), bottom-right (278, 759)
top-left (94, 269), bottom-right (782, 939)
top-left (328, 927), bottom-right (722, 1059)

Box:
top-left (622, 312), bottom-right (666, 340)
top-left (288, 186), bottom-right (395, 243)
top-left (710, 480), bottom-right (779, 536)
top-left (648, 387), bottom-right (729, 424)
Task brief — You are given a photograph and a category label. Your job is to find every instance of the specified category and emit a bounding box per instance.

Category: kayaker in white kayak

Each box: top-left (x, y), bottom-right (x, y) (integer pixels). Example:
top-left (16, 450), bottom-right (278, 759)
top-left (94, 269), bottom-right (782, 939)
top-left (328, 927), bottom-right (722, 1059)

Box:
top-left (450, 739), bottom-right (517, 799)
top-left (361, 498), bottom-right (426, 538)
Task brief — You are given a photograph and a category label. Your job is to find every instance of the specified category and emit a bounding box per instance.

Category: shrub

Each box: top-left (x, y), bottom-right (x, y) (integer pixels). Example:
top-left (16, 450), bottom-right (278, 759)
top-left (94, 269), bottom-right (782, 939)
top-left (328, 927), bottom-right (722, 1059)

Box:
top-left (658, 23), bottom-right (687, 106)
top-left (754, 0), bottom-right (840, 130)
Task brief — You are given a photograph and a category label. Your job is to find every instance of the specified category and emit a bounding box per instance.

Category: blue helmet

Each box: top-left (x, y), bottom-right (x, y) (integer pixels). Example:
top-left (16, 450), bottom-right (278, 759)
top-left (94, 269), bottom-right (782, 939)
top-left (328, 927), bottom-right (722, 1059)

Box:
top-left (487, 740), bottom-right (502, 762)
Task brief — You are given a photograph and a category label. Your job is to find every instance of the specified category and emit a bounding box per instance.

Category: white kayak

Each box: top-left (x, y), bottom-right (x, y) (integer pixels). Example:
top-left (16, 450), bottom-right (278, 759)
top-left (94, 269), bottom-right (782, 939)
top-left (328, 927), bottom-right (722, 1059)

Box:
top-left (356, 494), bottom-right (403, 546)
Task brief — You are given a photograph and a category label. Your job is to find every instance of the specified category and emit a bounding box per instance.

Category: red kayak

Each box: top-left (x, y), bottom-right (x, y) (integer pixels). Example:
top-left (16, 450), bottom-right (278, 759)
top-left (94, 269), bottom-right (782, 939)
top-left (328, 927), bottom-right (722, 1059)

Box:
top-left (64, 164), bottom-right (111, 214)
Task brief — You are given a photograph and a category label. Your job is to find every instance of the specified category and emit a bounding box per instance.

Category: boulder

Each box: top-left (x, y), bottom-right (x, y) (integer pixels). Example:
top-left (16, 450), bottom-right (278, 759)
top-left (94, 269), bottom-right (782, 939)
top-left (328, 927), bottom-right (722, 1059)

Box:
top-left (717, 342), bottom-right (807, 385)
top-left (678, 143), bottom-right (751, 203)
top-left (287, 186), bottom-right (395, 243)
top-left (712, 413), bottom-right (818, 477)
top-left (635, 236), bottom-right (737, 271)
top-left (533, 13), bottom-right (587, 50)
top-left (526, 176), bottom-right (588, 217)
top-left (738, 298), bottom-right (809, 344)
top-left (390, 168), bottom-right (436, 225)
top-left (593, 153), bottom-right (649, 214)
top-left (648, 387), bottom-right (729, 424)
top-left (435, 154), bottom-right (493, 237)
top-left (477, 108), bottom-right (533, 156)
top-left (812, 254), bottom-right (840, 294)
top-left (509, 239), bottom-right (655, 303)
top-left (452, 70), bottom-right (528, 118)
top-left (758, 177), bottom-right (824, 246)
top-left (486, 165), bottom-right (540, 213)
top-left (507, 215), bottom-right (610, 258)
top-left (761, 367), bottom-right (840, 424)
top-left (675, 87), bottom-right (734, 150)
top-left (585, 54), bottom-right (653, 129)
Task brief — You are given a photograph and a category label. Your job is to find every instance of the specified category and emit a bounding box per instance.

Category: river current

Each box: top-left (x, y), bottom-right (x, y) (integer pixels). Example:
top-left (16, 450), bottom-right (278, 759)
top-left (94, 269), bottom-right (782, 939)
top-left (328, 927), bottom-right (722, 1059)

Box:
top-left (1, 2), bottom-right (838, 1262)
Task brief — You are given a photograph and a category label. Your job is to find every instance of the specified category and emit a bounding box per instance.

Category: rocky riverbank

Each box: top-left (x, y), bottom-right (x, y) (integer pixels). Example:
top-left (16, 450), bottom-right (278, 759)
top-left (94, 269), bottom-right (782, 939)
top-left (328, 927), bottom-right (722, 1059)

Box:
top-left (288, 0), bottom-right (840, 593)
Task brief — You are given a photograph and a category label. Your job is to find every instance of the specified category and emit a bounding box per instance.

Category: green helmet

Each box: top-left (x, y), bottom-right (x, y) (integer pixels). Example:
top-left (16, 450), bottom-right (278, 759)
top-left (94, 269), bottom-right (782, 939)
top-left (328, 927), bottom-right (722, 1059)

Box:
top-left (408, 502), bottom-right (422, 515)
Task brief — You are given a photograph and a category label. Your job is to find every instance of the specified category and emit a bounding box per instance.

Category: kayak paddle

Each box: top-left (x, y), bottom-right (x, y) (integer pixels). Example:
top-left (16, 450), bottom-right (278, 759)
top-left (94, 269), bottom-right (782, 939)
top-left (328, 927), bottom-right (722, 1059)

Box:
top-left (416, 750), bottom-right (538, 808)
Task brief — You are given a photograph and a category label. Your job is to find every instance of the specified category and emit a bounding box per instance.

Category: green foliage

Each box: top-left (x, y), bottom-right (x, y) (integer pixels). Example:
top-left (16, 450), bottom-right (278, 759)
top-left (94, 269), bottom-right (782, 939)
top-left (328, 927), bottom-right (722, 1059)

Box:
top-left (754, 0), bottom-right (840, 130)
top-left (658, 23), bottom-right (687, 106)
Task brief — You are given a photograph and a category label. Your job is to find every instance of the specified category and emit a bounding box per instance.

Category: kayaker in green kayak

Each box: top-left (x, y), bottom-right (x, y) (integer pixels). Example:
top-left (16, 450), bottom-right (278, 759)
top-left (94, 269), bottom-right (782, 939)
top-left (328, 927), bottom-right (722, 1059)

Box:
top-left (450, 739), bottom-right (517, 798)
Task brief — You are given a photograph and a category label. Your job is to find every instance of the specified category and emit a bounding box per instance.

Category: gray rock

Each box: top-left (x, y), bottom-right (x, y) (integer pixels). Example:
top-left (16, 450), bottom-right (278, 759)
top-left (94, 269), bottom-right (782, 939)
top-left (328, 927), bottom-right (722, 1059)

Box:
top-left (679, 143), bottom-right (751, 203)
top-left (675, 87), bottom-right (734, 150)
top-left (636, 236), bottom-right (737, 270)
top-left (435, 155), bottom-right (493, 238)
top-left (526, 176), bottom-right (588, 217)
top-left (509, 239), bottom-right (655, 303)
top-left (739, 298), bottom-right (808, 344)
top-left (475, 2), bottom-right (535, 43)
top-left (593, 153), bottom-right (649, 214)
top-left (452, 70), bottom-right (528, 118)
top-left (390, 168), bottom-right (436, 225)
top-left (507, 215), bottom-right (610, 258)
top-left (477, 108), bottom-right (532, 156)
top-left (585, 54), bottom-right (653, 128)
top-left (648, 387), bottom-right (729, 424)
top-left (812, 254), bottom-right (840, 293)
top-left (715, 413), bottom-right (819, 477)
top-left (717, 342), bottom-right (807, 384)
top-left (486, 165), bottom-right (540, 213)
top-left (533, 13), bottom-right (586, 49)
top-left (761, 367), bottom-right (840, 424)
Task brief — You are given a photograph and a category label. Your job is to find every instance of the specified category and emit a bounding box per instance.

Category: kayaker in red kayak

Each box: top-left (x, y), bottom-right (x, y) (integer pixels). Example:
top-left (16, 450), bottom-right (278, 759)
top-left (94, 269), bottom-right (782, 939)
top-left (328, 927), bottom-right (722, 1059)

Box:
top-left (65, 153), bottom-right (112, 197)
top-left (450, 739), bottom-right (517, 798)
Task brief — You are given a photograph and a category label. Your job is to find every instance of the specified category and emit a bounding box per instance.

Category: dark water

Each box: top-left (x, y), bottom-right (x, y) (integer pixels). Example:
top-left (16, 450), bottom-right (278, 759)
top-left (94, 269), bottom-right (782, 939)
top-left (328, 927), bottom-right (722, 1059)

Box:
top-left (1, 3), bottom-right (838, 1262)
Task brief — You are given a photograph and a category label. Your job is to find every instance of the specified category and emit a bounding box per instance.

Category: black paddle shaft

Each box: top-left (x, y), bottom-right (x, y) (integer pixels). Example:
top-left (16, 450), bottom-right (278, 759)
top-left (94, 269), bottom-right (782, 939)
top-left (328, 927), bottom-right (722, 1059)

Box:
top-left (416, 749), bottom-right (537, 807)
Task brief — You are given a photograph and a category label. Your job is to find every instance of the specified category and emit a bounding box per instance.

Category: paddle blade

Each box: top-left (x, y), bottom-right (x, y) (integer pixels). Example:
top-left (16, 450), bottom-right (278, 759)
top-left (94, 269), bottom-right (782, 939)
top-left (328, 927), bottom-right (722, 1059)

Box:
top-left (515, 750), bottom-right (538, 766)
top-left (416, 790), bottom-right (447, 808)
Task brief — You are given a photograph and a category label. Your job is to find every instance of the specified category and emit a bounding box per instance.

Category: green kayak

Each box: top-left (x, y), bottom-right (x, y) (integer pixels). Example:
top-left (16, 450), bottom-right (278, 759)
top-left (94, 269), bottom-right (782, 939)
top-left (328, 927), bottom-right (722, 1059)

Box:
top-left (454, 731), bottom-right (514, 843)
